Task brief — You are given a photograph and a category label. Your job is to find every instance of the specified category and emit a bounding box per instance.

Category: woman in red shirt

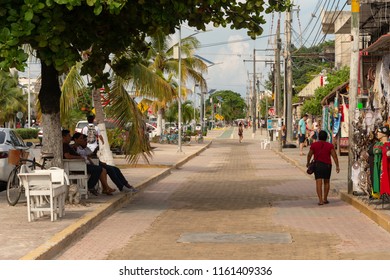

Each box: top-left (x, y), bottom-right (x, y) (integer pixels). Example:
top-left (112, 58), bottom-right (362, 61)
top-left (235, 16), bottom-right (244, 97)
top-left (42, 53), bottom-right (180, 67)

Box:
top-left (306, 130), bottom-right (340, 205)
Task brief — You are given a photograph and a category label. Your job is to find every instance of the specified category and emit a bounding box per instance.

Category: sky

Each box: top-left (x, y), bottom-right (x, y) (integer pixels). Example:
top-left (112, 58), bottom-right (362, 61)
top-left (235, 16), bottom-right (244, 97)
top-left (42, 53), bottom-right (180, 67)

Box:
top-left (178, 0), bottom-right (348, 101)
top-left (20, 1), bottom-right (348, 102)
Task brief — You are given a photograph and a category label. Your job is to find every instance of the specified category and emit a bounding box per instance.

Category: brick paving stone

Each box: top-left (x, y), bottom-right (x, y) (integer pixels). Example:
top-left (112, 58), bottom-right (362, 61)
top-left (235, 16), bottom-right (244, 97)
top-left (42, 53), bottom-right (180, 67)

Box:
top-left (56, 133), bottom-right (390, 260)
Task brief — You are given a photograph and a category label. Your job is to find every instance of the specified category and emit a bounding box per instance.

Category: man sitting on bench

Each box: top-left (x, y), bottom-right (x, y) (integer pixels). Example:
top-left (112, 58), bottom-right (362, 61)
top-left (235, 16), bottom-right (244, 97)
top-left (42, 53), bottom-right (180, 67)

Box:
top-left (62, 129), bottom-right (102, 196)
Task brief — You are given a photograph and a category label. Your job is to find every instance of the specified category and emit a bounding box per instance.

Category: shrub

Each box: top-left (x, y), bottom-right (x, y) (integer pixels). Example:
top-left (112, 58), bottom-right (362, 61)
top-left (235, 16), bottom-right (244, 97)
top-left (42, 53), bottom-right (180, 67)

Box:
top-left (15, 128), bottom-right (38, 139)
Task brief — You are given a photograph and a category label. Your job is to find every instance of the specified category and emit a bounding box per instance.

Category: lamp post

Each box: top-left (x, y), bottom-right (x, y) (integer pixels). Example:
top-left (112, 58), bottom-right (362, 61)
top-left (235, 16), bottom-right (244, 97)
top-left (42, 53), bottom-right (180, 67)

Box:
top-left (177, 25), bottom-right (183, 153)
top-left (27, 58), bottom-right (31, 128)
top-left (202, 88), bottom-right (216, 132)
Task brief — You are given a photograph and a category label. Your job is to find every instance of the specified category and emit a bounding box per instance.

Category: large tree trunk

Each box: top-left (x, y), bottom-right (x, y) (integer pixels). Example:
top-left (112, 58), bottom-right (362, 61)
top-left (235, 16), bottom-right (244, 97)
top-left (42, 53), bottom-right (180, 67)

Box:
top-left (92, 87), bottom-right (114, 165)
top-left (39, 62), bottom-right (62, 167)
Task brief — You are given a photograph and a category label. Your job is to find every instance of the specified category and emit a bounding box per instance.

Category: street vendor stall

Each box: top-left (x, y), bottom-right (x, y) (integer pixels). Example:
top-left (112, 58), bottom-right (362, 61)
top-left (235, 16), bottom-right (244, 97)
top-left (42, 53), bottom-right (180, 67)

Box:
top-left (321, 81), bottom-right (349, 156)
top-left (348, 33), bottom-right (390, 197)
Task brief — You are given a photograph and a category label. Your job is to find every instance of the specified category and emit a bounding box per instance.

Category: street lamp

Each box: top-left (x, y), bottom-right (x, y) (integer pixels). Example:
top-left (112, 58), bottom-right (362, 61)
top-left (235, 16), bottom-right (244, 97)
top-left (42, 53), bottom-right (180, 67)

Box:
top-left (201, 88), bottom-right (216, 131)
top-left (177, 25), bottom-right (183, 153)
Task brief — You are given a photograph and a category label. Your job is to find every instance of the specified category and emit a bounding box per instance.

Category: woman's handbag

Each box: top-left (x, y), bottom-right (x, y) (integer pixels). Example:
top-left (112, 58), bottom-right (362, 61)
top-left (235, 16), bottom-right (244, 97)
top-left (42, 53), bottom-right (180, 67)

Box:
top-left (307, 160), bottom-right (316, 174)
top-left (307, 143), bottom-right (324, 175)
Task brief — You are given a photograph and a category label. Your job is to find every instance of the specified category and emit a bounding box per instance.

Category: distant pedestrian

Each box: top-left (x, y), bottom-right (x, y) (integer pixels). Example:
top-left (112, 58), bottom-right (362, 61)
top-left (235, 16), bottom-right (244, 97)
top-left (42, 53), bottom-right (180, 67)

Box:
top-left (81, 114), bottom-right (104, 154)
top-left (306, 130), bottom-right (340, 205)
top-left (238, 122), bottom-right (244, 143)
top-left (281, 124), bottom-right (287, 146)
top-left (298, 113), bottom-right (308, 155)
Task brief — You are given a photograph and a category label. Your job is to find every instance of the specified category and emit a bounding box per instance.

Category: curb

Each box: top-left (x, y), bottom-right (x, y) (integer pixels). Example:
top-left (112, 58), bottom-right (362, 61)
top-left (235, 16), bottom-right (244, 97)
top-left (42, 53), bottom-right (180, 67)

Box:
top-left (340, 191), bottom-right (390, 235)
top-left (20, 142), bottom-right (212, 260)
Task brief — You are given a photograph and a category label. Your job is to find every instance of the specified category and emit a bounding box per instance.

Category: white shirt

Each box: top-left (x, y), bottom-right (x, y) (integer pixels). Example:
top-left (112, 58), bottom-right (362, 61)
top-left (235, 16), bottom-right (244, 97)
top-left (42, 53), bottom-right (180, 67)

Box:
top-left (81, 124), bottom-right (100, 152)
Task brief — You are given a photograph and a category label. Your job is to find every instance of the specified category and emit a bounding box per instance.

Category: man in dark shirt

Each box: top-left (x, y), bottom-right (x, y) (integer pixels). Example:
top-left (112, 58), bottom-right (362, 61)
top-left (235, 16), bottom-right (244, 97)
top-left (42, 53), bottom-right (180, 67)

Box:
top-left (62, 129), bottom-right (102, 196)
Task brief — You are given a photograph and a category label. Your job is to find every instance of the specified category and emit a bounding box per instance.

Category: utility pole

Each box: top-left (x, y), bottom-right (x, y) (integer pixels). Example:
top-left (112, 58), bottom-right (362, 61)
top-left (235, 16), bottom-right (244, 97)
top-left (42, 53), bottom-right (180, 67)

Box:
top-left (285, 7), bottom-right (293, 142)
top-left (275, 19), bottom-right (281, 117)
top-left (252, 48), bottom-right (257, 135)
top-left (348, 0), bottom-right (360, 193)
top-left (275, 17), bottom-right (282, 152)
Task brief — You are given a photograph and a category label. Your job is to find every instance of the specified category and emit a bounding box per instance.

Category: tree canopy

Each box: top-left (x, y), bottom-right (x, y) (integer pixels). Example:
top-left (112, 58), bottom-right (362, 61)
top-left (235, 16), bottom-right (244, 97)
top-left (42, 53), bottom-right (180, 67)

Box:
top-left (0, 0), bottom-right (290, 164)
top-left (209, 90), bottom-right (246, 122)
top-left (0, 1), bottom-right (290, 82)
top-left (301, 66), bottom-right (350, 117)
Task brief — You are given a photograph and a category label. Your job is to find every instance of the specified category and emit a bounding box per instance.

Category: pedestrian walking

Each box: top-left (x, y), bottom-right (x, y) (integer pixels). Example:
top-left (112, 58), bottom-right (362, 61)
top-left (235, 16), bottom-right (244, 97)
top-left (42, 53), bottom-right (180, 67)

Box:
top-left (238, 122), bottom-right (244, 143)
top-left (306, 130), bottom-right (340, 205)
top-left (298, 113), bottom-right (308, 155)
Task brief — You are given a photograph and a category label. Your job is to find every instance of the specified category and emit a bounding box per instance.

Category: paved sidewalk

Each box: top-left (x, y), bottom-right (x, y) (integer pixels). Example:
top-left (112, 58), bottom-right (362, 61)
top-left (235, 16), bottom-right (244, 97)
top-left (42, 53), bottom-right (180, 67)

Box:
top-left (2, 127), bottom-right (390, 259)
top-left (0, 131), bottom-right (223, 260)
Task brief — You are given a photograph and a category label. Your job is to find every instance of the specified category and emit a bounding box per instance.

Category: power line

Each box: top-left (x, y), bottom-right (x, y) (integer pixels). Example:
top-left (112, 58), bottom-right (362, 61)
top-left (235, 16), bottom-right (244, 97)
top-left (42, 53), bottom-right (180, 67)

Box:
top-left (199, 33), bottom-right (282, 49)
top-left (310, 0), bottom-right (337, 48)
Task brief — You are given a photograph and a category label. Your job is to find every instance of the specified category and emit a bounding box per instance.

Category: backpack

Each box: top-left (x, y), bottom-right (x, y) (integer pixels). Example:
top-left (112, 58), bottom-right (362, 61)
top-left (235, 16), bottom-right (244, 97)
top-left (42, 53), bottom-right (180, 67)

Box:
top-left (86, 124), bottom-right (97, 144)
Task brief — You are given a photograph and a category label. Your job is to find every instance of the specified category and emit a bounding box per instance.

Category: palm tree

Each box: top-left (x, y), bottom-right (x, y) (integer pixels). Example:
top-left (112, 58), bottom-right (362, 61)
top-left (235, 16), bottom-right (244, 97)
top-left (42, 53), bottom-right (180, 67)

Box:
top-left (0, 70), bottom-right (26, 127)
top-left (143, 28), bottom-right (209, 135)
top-left (165, 100), bottom-right (194, 125)
top-left (59, 30), bottom-right (209, 164)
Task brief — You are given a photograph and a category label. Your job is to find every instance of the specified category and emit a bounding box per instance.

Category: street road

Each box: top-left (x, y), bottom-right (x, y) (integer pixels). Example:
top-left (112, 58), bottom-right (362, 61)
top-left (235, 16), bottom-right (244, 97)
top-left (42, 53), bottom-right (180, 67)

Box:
top-left (57, 137), bottom-right (390, 260)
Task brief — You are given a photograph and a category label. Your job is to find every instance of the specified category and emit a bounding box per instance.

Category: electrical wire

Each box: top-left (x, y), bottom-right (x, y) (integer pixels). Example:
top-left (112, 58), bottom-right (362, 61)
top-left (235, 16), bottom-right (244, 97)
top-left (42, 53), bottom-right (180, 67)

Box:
top-left (310, 0), bottom-right (334, 48)
top-left (293, 0), bottom-right (324, 52)
top-left (316, 1), bottom-right (347, 47)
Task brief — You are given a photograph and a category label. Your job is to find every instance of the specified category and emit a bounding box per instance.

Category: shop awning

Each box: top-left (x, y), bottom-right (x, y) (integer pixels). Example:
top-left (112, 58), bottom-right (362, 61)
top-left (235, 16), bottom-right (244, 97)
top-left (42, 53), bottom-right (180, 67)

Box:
top-left (320, 81), bottom-right (349, 106)
top-left (362, 34), bottom-right (390, 55)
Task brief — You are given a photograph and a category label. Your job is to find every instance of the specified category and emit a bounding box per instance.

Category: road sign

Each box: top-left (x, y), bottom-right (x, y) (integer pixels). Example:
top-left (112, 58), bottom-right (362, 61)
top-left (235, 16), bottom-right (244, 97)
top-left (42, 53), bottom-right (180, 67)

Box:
top-left (268, 107), bottom-right (275, 116)
top-left (16, 112), bottom-right (23, 119)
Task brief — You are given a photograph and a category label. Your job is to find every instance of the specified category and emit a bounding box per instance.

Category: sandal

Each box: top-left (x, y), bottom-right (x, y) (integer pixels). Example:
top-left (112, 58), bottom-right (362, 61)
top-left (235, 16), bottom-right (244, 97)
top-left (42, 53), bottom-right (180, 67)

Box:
top-left (323, 200), bottom-right (329, 204)
top-left (102, 190), bottom-right (113, 196)
top-left (318, 202), bottom-right (323, 206)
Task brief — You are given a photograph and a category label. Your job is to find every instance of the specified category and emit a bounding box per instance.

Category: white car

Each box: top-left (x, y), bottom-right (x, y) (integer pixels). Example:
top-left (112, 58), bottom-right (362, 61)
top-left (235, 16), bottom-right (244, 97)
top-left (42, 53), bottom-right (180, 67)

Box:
top-left (146, 123), bottom-right (158, 139)
top-left (0, 128), bottom-right (32, 183)
top-left (75, 120), bottom-right (89, 133)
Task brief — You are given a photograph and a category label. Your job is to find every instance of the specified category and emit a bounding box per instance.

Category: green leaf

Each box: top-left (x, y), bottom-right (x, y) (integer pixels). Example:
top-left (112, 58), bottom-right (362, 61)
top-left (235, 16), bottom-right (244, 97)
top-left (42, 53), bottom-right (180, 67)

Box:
top-left (25, 9), bottom-right (34, 21)
top-left (87, 0), bottom-right (96, 6)
top-left (94, 4), bottom-right (102, 15)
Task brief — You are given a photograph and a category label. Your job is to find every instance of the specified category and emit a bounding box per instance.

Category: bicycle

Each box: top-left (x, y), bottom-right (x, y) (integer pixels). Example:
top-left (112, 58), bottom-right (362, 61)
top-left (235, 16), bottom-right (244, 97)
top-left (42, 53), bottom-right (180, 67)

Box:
top-left (195, 133), bottom-right (204, 144)
top-left (6, 151), bottom-right (53, 206)
top-left (181, 134), bottom-right (191, 145)
top-left (159, 133), bottom-right (178, 144)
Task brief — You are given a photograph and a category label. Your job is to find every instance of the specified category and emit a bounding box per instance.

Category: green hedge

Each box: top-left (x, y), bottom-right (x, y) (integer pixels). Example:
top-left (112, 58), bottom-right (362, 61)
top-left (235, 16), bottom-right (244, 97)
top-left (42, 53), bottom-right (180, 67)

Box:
top-left (14, 128), bottom-right (39, 139)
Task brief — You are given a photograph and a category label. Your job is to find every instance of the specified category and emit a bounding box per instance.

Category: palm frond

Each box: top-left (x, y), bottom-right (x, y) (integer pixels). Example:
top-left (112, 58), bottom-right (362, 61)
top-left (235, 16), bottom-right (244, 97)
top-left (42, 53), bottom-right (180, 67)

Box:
top-left (60, 62), bottom-right (85, 123)
top-left (109, 76), bottom-right (153, 164)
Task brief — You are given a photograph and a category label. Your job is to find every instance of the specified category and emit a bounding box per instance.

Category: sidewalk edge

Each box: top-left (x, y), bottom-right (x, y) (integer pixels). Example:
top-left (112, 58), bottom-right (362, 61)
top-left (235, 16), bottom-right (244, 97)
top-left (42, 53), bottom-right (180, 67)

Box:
top-left (20, 142), bottom-right (212, 260)
top-left (340, 191), bottom-right (390, 234)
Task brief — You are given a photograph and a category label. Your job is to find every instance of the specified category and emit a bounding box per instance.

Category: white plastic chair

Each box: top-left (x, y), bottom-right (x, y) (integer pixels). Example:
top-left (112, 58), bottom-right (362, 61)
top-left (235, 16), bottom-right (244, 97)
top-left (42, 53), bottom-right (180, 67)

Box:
top-left (63, 159), bottom-right (89, 198)
top-left (18, 169), bottom-right (67, 222)
top-left (260, 139), bottom-right (270, 149)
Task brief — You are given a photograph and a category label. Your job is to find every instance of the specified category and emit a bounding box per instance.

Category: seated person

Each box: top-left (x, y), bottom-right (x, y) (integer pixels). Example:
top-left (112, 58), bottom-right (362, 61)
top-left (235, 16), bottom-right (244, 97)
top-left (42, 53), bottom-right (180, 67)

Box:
top-left (62, 129), bottom-right (114, 196)
top-left (72, 133), bottom-right (137, 193)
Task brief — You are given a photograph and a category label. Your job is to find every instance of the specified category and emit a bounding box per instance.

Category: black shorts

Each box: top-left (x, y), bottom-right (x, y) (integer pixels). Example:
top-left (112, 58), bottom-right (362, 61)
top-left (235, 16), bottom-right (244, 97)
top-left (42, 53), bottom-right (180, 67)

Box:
top-left (299, 135), bottom-right (306, 143)
top-left (314, 161), bottom-right (332, 180)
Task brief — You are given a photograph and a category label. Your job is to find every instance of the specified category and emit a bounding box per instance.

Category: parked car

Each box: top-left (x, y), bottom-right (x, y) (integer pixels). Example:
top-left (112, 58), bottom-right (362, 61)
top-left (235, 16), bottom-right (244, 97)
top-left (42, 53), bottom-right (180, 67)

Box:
top-left (146, 123), bottom-right (158, 139)
top-left (75, 119), bottom-right (119, 134)
top-left (75, 120), bottom-right (89, 133)
top-left (0, 128), bottom-right (32, 184)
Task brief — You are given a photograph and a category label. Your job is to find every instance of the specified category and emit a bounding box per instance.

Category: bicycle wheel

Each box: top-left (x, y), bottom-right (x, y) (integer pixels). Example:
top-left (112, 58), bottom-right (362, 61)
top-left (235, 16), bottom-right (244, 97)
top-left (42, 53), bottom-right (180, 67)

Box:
top-left (159, 136), bottom-right (168, 144)
top-left (6, 165), bottom-right (22, 206)
top-left (183, 136), bottom-right (191, 145)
